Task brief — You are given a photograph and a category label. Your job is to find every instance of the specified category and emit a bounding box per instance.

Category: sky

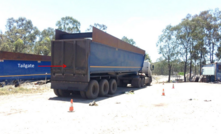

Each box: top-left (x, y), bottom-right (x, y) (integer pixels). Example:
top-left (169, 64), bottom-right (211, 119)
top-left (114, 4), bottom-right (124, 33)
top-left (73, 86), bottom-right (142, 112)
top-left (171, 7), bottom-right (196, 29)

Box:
top-left (0, 0), bottom-right (221, 62)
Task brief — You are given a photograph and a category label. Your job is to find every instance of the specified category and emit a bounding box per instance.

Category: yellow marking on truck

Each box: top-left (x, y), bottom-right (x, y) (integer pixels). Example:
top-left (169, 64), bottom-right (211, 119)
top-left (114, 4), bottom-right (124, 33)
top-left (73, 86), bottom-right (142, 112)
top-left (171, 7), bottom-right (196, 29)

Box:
top-left (0, 74), bottom-right (51, 77)
top-left (90, 66), bottom-right (141, 68)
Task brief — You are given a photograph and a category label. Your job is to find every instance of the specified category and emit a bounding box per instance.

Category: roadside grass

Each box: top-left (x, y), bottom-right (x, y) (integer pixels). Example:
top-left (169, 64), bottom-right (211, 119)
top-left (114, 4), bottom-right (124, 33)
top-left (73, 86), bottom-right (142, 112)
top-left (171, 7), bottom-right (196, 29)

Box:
top-left (0, 85), bottom-right (50, 95)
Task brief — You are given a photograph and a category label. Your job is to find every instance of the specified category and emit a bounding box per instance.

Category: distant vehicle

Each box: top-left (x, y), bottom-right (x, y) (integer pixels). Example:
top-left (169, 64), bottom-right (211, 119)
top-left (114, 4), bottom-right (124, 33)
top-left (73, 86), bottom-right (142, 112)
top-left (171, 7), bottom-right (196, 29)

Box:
top-left (201, 62), bottom-right (221, 82)
top-left (0, 51), bottom-right (51, 86)
top-left (51, 27), bottom-right (154, 99)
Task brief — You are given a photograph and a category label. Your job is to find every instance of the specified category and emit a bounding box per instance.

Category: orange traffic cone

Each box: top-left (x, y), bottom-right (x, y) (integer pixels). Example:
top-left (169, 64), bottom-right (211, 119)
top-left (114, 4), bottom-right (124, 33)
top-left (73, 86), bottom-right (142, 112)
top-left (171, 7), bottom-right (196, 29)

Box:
top-left (172, 84), bottom-right (174, 89)
top-left (162, 89), bottom-right (165, 96)
top-left (69, 99), bottom-right (74, 112)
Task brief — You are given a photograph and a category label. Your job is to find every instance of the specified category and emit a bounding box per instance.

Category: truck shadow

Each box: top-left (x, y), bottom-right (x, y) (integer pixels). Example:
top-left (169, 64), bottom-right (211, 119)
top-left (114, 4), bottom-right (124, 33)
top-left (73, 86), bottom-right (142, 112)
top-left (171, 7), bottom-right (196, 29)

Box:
top-left (48, 85), bottom-right (151, 104)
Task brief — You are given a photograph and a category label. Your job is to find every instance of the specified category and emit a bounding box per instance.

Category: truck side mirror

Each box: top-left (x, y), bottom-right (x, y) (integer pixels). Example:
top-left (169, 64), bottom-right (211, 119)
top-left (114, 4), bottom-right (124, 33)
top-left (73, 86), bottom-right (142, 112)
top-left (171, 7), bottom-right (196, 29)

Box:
top-left (152, 65), bottom-right (154, 70)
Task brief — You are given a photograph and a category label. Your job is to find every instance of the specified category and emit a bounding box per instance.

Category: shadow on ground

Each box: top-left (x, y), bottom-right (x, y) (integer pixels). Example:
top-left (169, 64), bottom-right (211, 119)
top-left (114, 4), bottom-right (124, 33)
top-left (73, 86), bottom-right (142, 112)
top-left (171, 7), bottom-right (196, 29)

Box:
top-left (48, 85), bottom-right (152, 104)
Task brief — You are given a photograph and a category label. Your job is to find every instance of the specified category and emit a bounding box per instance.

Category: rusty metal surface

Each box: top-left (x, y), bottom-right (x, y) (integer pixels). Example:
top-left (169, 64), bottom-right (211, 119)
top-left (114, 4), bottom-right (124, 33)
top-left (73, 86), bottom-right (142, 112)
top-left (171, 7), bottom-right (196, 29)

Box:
top-left (0, 51), bottom-right (51, 61)
top-left (92, 27), bottom-right (145, 55)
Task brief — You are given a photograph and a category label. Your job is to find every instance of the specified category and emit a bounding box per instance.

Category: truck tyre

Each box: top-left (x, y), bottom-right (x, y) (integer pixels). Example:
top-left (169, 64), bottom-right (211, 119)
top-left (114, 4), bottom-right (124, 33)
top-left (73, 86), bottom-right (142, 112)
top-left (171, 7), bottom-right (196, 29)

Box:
top-left (53, 89), bottom-right (61, 97)
top-left (80, 91), bottom-right (87, 99)
top-left (99, 79), bottom-right (109, 96)
top-left (141, 78), bottom-right (145, 87)
top-left (137, 78), bottom-right (142, 88)
top-left (108, 79), bottom-right (117, 95)
top-left (132, 78), bottom-right (141, 88)
top-left (86, 80), bottom-right (99, 99)
top-left (147, 77), bottom-right (152, 86)
top-left (58, 90), bottom-right (70, 97)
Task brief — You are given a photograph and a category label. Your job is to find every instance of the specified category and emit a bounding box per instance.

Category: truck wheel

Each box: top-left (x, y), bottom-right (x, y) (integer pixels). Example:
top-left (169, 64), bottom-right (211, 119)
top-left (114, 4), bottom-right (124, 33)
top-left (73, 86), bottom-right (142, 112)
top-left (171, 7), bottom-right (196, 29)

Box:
top-left (137, 78), bottom-right (141, 88)
top-left (53, 89), bottom-right (61, 97)
top-left (132, 78), bottom-right (141, 88)
top-left (86, 80), bottom-right (99, 99)
top-left (80, 91), bottom-right (87, 99)
top-left (58, 90), bottom-right (70, 97)
top-left (99, 79), bottom-right (109, 96)
top-left (141, 78), bottom-right (145, 87)
top-left (108, 79), bottom-right (117, 95)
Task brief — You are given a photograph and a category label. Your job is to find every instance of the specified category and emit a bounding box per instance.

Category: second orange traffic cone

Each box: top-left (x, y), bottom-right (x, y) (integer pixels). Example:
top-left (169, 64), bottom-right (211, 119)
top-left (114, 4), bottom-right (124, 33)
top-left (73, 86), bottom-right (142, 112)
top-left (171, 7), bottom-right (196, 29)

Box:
top-left (162, 89), bottom-right (165, 96)
top-left (172, 84), bottom-right (174, 89)
top-left (69, 99), bottom-right (74, 112)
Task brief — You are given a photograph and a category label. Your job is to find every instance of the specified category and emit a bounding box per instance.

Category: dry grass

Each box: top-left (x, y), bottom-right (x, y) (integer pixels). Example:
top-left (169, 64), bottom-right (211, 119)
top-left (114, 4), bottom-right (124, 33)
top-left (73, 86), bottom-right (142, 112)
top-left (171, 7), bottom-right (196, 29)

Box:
top-left (0, 84), bottom-right (50, 95)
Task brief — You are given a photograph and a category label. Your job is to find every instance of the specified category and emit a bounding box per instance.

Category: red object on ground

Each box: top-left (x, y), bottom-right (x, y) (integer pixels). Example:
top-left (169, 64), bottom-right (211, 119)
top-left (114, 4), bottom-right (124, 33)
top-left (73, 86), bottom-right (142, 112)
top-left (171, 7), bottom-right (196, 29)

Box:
top-left (162, 89), bottom-right (165, 96)
top-left (69, 99), bottom-right (74, 112)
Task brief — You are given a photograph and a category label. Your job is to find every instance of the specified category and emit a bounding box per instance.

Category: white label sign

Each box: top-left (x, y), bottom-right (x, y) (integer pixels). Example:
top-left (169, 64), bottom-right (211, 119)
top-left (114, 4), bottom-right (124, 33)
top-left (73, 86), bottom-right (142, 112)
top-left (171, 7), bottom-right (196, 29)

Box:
top-left (18, 63), bottom-right (35, 69)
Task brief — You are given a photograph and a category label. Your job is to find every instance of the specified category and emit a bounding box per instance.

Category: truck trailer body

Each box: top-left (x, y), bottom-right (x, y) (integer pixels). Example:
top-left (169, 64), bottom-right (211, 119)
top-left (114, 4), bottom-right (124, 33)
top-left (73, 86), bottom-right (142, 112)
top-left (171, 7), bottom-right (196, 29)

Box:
top-left (0, 51), bottom-right (51, 85)
top-left (202, 62), bottom-right (221, 82)
top-left (51, 27), bottom-right (153, 99)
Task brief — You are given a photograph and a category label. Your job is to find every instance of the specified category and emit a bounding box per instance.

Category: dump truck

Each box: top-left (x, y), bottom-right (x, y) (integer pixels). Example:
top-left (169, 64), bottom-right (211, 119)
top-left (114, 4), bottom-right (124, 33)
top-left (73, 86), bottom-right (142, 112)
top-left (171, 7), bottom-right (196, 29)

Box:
top-left (51, 27), bottom-right (154, 99)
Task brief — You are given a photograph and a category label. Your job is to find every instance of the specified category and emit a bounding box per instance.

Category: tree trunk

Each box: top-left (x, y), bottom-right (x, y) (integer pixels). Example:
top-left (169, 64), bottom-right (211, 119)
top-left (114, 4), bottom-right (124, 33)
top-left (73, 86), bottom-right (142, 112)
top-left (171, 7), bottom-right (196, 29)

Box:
top-left (200, 50), bottom-right (202, 75)
top-left (168, 64), bottom-right (171, 82)
top-left (184, 49), bottom-right (188, 82)
top-left (209, 39), bottom-right (212, 63)
top-left (189, 59), bottom-right (192, 81)
top-left (184, 62), bottom-right (186, 82)
top-left (195, 61), bottom-right (197, 75)
top-left (212, 42), bottom-right (214, 63)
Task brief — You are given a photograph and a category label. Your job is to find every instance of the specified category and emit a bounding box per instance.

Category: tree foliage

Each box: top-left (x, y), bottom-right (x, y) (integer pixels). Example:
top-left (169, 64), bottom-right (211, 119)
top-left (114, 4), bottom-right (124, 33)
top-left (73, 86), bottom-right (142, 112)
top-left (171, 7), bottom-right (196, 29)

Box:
top-left (86, 23), bottom-right (107, 32)
top-left (157, 25), bottom-right (178, 82)
top-left (56, 16), bottom-right (80, 33)
top-left (4, 17), bottom-right (40, 53)
top-left (145, 53), bottom-right (152, 63)
top-left (156, 8), bottom-right (221, 81)
top-left (121, 36), bottom-right (136, 46)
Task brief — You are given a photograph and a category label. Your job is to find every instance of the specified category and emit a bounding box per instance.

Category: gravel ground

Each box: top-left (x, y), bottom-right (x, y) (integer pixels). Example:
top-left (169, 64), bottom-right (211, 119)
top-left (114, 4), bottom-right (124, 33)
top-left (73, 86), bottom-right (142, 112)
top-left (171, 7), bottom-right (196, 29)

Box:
top-left (0, 82), bottom-right (221, 134)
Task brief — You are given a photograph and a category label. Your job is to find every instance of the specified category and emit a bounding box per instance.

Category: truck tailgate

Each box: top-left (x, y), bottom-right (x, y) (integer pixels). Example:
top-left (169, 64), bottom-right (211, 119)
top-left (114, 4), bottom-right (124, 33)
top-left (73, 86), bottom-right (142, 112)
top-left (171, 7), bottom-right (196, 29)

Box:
top-left (51, 40), bottom-right (90, 82)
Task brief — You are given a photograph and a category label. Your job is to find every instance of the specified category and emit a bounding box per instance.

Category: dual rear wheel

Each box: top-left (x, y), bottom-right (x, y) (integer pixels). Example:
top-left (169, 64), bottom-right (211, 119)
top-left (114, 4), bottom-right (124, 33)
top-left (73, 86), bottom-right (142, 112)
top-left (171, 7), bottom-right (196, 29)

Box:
top-left (81, 79), bottom-right (117, 99)
top-left (131, 77), bottom-right (146, 88)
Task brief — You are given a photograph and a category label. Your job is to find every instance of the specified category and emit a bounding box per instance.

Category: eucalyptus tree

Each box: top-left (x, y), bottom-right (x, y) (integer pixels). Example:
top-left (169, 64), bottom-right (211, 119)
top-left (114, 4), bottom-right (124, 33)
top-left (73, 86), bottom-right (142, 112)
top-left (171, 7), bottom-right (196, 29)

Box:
top-left (172, 14), bottom-right (197, 81)
top-left (156, 25), bottom-right (178, 82)
top-left (199, 9), bottom-right (221, 63)
top-left (86, 23), bottom-right (107, 32)
top-left (0, 30), bottom-right (10, 51)
top-left (145, 53), bottom-right (152, 63)
top-left (4, 17), bottom-right (40, 53)
top-left (121, 36), bottom-right (136, 46)
top-left (152, 57), bottom-right (168, 75)
top-left (56, 16), bottom-right (80, 33)
top-left (191, 15), bottom-right (208, 75)
top-left (216, 45), bottom-right (221, 61)
top-left (34, 27), bottom-right (55, 56)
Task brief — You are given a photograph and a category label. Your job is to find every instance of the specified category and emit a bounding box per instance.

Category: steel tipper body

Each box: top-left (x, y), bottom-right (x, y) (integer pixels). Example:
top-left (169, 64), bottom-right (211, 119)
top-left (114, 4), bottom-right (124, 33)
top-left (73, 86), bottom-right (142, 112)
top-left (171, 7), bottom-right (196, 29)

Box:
top-left (0, 51), bottom-right (51, 85)
top-left (51, 27), bottom-right (153, 99)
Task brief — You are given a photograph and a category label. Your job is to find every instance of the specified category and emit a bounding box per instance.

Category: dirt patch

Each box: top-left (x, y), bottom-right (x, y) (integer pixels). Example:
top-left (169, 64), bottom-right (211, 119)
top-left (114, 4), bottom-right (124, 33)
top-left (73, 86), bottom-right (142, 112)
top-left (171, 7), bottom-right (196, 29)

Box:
top-left (154, 103), bottom-right (166, 107)
top-left (0, 82), bottom-right (221, 134)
